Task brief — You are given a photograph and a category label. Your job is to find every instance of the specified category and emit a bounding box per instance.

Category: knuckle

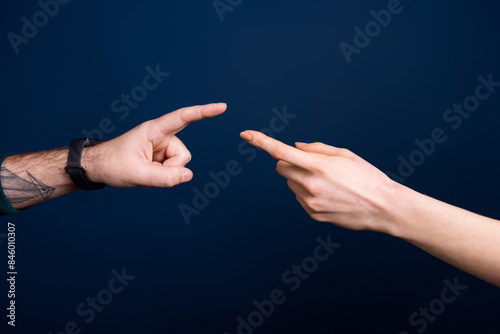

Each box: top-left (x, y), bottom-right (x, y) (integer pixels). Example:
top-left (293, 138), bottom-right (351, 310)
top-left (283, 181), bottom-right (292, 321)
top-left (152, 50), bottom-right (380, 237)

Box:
top-left (275, 161), bottom-right (282, 172)
top-left (310, 213), bottom-right (327, 222)
top-left (146, 121), bottom-right (164, 140)
top-left (305, 198), bottom-right (322, 213)
top-left (339, 148), bottom-right (352, 156)
top-left (134, 121), bottom-right (149, 135)
top-left (251, 133), bottom-right (263, 146)
top-left (276, 160), bottom-right (287, 174)
top-left (177, 108), bottom-right (190, 125)
top-left (302, 179), bottom-right (314, 192)
top-left (184, 151), bottom-right (192, 163)
top-left (308, 157), bottom-right (324, 172)
top-left (339, 148), bottom-right (358, 159)
top-left (146, 170), bottom-right (175, 188)
top-left (162, 175), bottom-right (176, 188)
top-left (298, 198), bottom-right (313, 216)
top-left (303, 179), bottom-right (320, 194)
top-left (311, 142), bottom-right (325, 150)
top-left (274, 146), bottom-right (288, 160)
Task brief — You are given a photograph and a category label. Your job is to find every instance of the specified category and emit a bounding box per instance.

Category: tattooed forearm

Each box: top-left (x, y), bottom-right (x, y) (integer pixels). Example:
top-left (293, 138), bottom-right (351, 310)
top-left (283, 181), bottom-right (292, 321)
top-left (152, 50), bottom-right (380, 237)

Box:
top-left (0, 148), bottom-right (84, 212)
top-left (0, 167), bottom-right (55, 205)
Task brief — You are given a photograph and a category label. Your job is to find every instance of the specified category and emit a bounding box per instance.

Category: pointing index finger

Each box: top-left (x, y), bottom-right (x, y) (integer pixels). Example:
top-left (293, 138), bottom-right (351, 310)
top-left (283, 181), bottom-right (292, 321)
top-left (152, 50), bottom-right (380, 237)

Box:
top-left (240, 130), bottom-right (313, 169)
top-left (155, 103), bottom-right (227, 134)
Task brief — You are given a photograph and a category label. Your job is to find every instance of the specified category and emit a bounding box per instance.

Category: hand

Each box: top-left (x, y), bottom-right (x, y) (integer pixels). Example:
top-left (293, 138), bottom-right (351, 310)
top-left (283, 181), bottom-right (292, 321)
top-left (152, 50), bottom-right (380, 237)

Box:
top-left (240, 130), bottom-right (403, 233)
top-left (84, 103), bottom-right (227, 188)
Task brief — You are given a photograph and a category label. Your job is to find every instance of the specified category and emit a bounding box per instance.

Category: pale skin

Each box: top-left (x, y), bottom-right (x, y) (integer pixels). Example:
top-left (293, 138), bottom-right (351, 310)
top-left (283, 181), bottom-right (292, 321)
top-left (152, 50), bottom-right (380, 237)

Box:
top-left (239, 130), bottom-right (500, 287)
top-left (2, 103), bottom-right (499, 287)
top-left (0, 103), bottom-right (227, 210)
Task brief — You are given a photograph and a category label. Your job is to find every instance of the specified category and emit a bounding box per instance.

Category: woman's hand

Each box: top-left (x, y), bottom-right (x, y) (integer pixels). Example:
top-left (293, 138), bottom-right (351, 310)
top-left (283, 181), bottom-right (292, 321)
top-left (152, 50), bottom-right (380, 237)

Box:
top-left (240, 130), bottom-right (402, 234)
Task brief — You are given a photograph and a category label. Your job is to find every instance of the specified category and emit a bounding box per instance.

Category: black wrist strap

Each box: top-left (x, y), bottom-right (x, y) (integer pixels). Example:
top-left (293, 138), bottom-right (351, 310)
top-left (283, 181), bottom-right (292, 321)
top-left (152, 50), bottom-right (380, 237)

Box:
top-left (65, 138), bottom-right (106, 191)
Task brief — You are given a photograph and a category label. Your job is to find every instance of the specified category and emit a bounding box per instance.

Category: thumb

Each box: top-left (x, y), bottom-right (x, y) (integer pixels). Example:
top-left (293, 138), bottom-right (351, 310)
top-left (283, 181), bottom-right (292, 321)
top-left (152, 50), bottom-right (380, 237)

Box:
top-left (138, 164), bottom-right (193, 188)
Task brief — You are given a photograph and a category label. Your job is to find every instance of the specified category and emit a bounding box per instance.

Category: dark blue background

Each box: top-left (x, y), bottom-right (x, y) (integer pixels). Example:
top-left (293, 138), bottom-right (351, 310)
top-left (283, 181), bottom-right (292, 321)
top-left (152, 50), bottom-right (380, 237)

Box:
top-left (1, 0), bottom-right (499, 333)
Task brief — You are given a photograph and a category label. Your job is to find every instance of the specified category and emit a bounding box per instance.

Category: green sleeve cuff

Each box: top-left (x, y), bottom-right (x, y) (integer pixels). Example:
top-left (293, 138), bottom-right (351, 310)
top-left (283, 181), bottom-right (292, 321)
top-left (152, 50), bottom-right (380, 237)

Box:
top-left (0, 154), bottom-right (26, 216)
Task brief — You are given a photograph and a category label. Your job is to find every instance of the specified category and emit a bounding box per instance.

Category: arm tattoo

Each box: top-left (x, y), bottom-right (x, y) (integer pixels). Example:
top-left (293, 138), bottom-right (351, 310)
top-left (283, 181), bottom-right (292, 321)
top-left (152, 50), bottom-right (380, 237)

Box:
top-left (0, 167), bottom-right (55, 204)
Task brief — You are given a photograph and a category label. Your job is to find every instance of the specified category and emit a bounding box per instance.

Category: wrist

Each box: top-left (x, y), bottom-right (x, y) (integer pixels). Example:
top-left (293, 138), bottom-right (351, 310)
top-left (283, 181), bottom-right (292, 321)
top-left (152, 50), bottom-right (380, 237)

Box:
top-left (80, 143), bottom-right (107, 184)
top-left (376, 180), bottom-right (415, 237)
top-left (380, 180), bottom-right (429, 239)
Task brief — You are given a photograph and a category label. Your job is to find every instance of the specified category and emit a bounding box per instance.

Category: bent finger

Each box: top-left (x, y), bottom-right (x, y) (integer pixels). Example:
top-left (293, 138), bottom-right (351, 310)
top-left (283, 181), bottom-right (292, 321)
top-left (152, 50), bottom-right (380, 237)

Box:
top-left (276, 160), bottom-right (309, 184)
top-left (163, 136), bottom-right (192, 167)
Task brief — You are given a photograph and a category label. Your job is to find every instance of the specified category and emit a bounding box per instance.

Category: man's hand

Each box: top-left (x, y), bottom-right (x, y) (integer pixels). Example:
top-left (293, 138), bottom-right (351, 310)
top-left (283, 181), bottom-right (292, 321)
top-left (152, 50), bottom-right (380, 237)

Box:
top-left (239, 130), bottom-right (401, 233)
top-left (85, 103), bottom-right (227, 188)
top-left (0, 103), bottom-right (226, 212)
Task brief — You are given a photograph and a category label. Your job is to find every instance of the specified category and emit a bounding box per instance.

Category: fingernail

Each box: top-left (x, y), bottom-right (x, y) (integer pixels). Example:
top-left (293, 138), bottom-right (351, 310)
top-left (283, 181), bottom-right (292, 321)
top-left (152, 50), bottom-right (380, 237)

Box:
top-left (240, 131), bottom-right (253, 142)
top-left (295, 142), bottom-right (308, 147)
top-left (181, 171), bottom-right (192, 183)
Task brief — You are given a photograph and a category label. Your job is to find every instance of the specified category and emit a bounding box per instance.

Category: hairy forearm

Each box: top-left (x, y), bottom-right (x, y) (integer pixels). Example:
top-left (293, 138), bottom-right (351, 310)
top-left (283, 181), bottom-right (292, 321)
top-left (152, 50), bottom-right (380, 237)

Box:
top-left (0, 147), bottom-right (101, 209)
top-left (387, 184), bottom-right (500, 287)
top-left (0, 104), bottom-right (223, 211)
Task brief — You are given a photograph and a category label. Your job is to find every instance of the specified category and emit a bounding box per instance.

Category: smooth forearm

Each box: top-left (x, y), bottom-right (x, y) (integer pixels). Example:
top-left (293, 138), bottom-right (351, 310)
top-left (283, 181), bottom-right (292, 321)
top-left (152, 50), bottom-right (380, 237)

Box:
top-left (0, 146), bottom-right (102, 210)
top-left (387, 184), bottom-right (500, 287)
top-left (237, 133), bottom-right (500, 286)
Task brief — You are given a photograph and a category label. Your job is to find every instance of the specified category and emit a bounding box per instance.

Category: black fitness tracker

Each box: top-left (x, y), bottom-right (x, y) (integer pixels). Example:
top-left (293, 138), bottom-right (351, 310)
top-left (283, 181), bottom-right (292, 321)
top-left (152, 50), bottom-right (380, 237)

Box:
top-left (65, 138), bottom-right (106, 191)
